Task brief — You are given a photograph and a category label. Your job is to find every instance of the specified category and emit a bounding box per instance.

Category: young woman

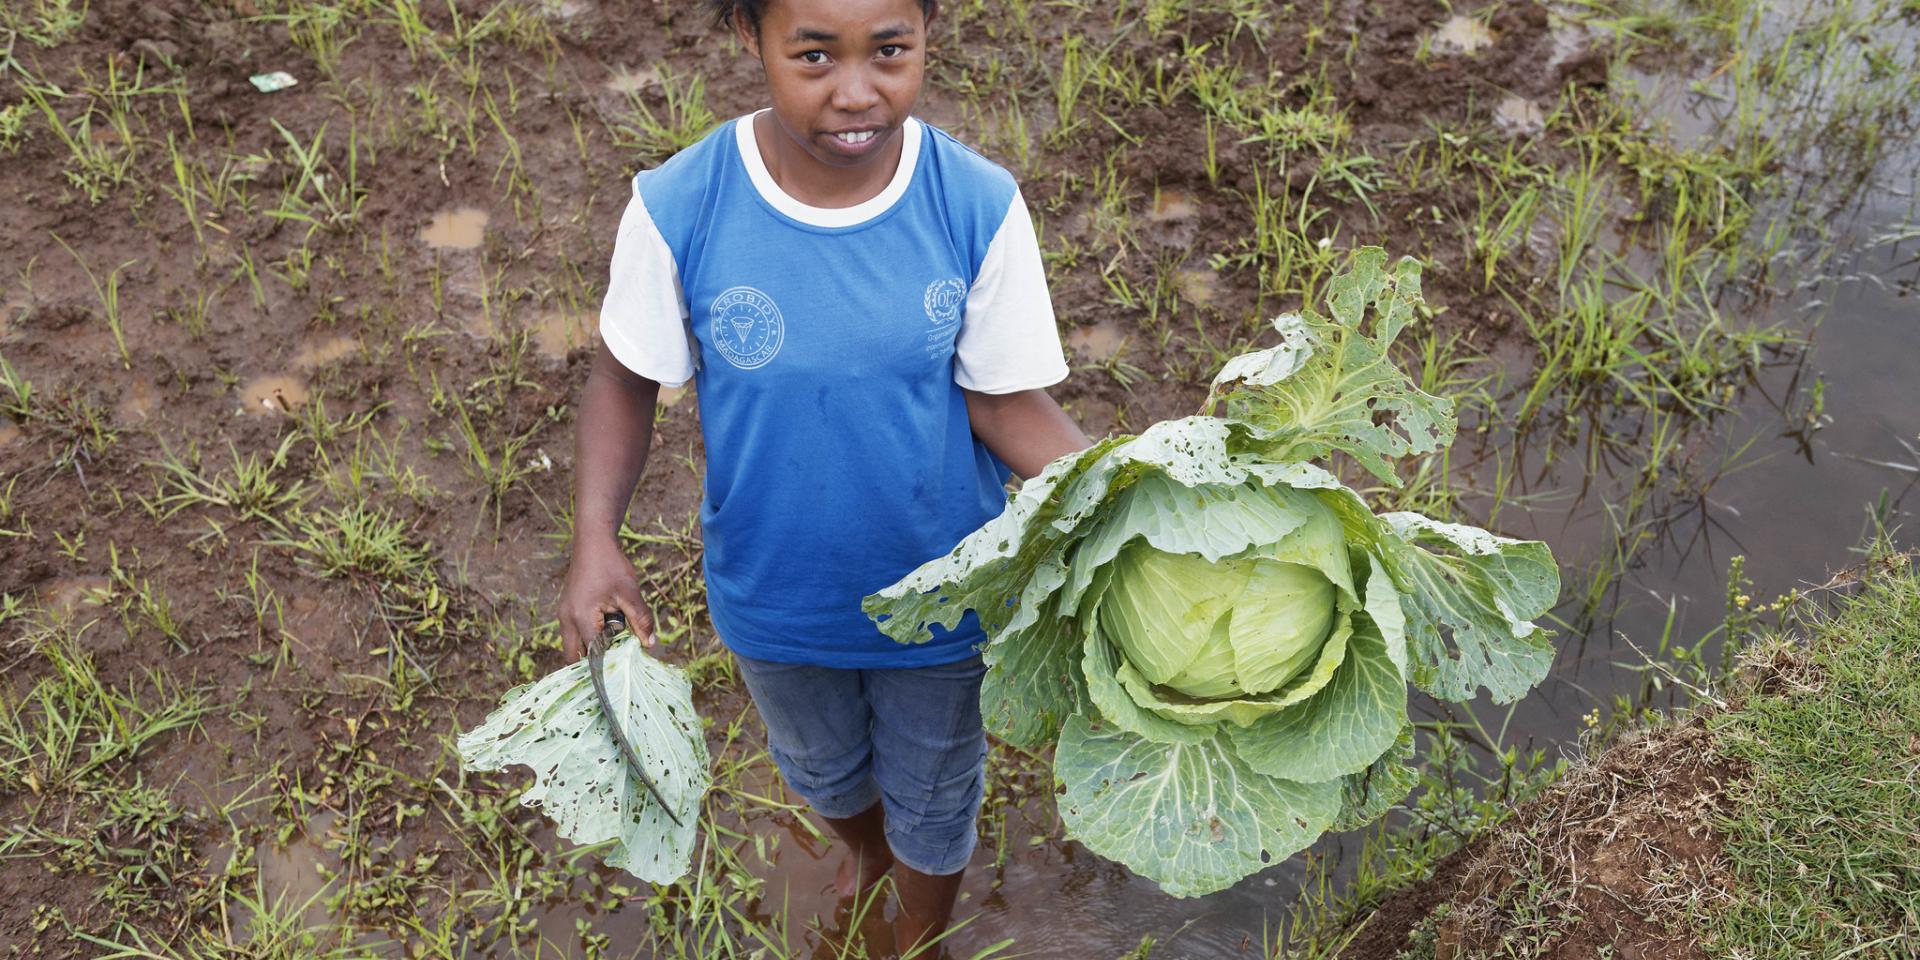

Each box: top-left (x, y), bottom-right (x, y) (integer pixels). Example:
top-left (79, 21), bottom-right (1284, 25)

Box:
top-left (556, 0), bottom-right (1089, 950)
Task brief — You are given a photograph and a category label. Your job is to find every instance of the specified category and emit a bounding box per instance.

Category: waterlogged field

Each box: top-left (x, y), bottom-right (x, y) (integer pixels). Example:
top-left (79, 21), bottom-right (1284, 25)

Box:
top-left (0, 0), bottom-right (1915, 957)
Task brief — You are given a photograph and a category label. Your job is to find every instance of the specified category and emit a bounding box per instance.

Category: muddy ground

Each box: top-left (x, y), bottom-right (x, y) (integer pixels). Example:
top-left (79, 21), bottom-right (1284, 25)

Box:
top-left (1, 0), bottom-right (1619, 955)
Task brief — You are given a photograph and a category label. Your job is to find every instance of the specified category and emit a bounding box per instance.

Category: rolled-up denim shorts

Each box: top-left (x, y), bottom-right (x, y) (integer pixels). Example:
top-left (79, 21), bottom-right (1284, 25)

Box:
top-left (733, 651), bottom-right (988, 876)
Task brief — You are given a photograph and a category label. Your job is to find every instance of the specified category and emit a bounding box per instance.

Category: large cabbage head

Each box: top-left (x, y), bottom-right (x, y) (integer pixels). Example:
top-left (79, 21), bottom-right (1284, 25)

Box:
top-left (1092, 482), bottom-right (1359, 727)
top-left (866, 249), bottom-right (1561, 899)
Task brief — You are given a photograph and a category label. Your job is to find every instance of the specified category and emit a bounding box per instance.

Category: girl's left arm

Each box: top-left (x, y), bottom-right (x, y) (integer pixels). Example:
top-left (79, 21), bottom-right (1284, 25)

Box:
top-left (963, 388), bottom-right (1093, 480)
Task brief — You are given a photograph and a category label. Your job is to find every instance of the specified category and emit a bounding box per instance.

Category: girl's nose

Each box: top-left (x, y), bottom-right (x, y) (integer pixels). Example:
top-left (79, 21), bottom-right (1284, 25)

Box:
top-left (831, 68), bottom-right (882, 113)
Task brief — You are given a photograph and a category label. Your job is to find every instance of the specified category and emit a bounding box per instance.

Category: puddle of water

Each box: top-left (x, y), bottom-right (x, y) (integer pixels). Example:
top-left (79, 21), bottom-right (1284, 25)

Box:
top-left (1149, 188), bottom-right (1197, 222)
top-left (605, 65), bottom-right (659, 95)
top-left (238, 374), bottom-right (310, 415)
top-left (541, 0), bottom-right (591, 19)
top-left (421, 207), bottom-right (489, 250)
top-left (532, 309), bottom-right (594, 359)
top-left (1066, 321), bottom-right (1126, 361)
top-left (293, 335), bottom-right (359, 369)
top-left (244, 809), bottom-right (340, 937)
top-left (117, 379), bottom-right (159, 421)
top-left (1495, 96), bottom-right (1545, 136)
top-left (1176, 268), bottom-right (1219, 308)
top-left (39, 576), bottom-right (110, 614)
top-left (1433, 15), bottom-right (1497, 54)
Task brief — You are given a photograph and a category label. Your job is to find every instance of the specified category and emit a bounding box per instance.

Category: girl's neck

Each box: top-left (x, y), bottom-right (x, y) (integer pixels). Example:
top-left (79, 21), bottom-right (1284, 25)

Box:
top-left (751, 111), bottom-right (905, 210)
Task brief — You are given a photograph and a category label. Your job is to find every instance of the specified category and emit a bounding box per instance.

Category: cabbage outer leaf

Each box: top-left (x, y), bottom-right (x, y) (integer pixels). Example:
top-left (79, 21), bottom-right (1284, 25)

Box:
top-left (458, 637), bottom-right (709, 885)
top-left (1332, 723), bottom-right (1419, 832)
top-left (1059, 472), bottom-right (1315, 613)
top-left (1056, 715), bottom-right (1340, 898)
top-left (867, 438), bottom-right (1128, 645)
top-left (1279, 464), bottom-right (1561, 705)
top-left (980, 590), bottom-right (1090, 748)
top-left (1374, 513), bottom-right (1559, 703)
top-left (1207, 249), bottom-right (1455, 487)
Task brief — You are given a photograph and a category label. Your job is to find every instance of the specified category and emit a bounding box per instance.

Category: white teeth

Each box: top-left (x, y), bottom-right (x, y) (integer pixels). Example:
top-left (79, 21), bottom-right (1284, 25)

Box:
top-left (836, 130), bottom-right (875, 144)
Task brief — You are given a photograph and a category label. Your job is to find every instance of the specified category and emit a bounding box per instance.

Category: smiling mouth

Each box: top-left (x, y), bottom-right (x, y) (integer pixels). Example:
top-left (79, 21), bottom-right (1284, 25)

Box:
top-left (833, 130), bottom-right (879, 145)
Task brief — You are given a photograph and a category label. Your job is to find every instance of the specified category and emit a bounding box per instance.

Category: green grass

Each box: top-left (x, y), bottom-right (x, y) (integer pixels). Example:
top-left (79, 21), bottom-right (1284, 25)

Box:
top-left (1696, 556), bottom-right (1920, 957)
top-left (0, 621), bottom-right (213, 797)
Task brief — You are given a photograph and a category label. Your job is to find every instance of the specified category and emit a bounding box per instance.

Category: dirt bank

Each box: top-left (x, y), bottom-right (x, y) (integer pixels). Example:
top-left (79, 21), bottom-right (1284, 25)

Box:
top-left (1331, 554), bottom-right (1920, 960)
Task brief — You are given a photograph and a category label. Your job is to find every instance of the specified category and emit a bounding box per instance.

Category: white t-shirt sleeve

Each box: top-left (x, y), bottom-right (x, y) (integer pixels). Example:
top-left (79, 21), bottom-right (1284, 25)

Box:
top-left (952, 190), bottom-right (1070, 394)
top-left (598, 188), bottom-right (696, 387)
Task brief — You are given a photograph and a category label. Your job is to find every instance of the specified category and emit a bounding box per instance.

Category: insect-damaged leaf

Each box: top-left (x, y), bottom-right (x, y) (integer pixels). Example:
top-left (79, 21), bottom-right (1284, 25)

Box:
top-left (458, 636), bottom-right (709, 885)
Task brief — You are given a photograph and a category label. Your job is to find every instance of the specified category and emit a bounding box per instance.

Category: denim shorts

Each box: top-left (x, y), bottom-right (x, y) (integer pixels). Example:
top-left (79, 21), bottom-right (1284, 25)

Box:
top-left (733, 652), bottom-right (988, 876)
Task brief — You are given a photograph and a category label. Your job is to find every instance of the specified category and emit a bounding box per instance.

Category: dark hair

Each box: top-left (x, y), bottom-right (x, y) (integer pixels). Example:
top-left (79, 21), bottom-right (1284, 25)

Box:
top-left (707, 0), bottom-right (938, 34)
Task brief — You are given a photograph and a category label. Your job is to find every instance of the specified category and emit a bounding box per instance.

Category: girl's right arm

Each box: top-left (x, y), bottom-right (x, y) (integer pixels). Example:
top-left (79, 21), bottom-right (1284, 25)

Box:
top-left (558, 341), bottom-right (664, 662)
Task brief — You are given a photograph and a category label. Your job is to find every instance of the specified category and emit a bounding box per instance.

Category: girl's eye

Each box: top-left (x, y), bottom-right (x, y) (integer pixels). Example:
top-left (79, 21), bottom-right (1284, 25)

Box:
top-left (878, 44), bottom-right (904, 58)
top-left (801, 50), bottom-right (828, 65)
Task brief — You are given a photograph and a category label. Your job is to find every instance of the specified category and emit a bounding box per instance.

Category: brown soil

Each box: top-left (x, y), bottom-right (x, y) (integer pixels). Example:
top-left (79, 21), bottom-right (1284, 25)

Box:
top-left (1336, 722), bottom-right (1742, 960)
top-left (0, 0), bottom-right (1609, 954)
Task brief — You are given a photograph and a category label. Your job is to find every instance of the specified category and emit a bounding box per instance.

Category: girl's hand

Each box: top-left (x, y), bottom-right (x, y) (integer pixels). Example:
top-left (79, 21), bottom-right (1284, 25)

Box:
top-left (558, 535), bottom-right (657, 662)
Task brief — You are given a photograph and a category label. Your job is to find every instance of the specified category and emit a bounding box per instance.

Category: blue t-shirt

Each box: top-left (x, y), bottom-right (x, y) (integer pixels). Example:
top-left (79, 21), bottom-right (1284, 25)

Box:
top-left (599, 113), bottom-right (1069, 667)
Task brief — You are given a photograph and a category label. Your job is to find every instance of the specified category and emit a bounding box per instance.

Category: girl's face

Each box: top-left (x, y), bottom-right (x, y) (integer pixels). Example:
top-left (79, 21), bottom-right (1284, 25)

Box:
top-left (737, 0), bottom-right (931, 174)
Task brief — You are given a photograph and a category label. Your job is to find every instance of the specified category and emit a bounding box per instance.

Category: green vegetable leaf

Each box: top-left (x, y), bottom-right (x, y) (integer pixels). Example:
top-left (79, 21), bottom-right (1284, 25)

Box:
top-left (1376, 512), bottom-right (1560, 703)
top-left (1226, 608), bottom-right (1408, 782)
top-left (866, 437), bottom-right (1126, 644)
top-left (980, 590), bottom-right (1090, 748)
top-left (1208, 248), bottom-right (1455, 486)
top-left (1055, 715), bottom-right (1341, 898)
top-left (1082, 618), bottom-right (1211, 745)
top-left (1332, 723), bottom-right (1419, 832)
top-left (458, 637), bottom-right (710, 885)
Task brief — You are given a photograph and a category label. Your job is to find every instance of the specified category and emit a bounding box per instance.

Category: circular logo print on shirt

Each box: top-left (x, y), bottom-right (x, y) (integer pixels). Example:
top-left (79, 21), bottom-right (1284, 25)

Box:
top-left (709, 286), bottom-right (785, 370)
top-left (923, 278), bottom-right (967, 326)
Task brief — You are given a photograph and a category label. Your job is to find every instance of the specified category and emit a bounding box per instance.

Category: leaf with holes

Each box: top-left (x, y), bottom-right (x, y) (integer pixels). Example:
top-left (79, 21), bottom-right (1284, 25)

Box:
top-left (458, 635), bottom-right (709, 884)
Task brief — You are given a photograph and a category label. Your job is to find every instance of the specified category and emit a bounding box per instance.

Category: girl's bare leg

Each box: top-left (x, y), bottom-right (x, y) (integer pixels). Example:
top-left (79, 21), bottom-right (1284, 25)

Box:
top-left (821, 802), bottom-right (894, 898)
top-left (893, 864), bottom-right (964, 957)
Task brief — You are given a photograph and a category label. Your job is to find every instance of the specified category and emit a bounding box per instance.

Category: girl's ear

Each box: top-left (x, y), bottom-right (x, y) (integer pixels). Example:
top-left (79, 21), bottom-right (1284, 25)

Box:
top-left (731, 8), bottom-right (761, 59)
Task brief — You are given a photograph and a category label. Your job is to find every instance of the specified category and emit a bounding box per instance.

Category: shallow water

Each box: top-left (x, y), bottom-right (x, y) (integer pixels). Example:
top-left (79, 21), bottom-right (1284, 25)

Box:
top-left (294, 334), bottom-right (360, 369)
top-left (1066, 320), bottom-right (1127, 361)
top-left (1493, 95), bottom-right (1545, 136)
top-left (533, 308), bottom-right (596, 359)
top-left (112, 377), bottom-right (159, 421)
top-left (422, 206), bottom-right (490, 251)
top-left (1432, 15), bottom-right (1497, 55)
top-left (1151, 188), bottom-right (1199, 222)
top-left (248, 809), bottom-right (341, 935)
top-left (1483, 0), bottom-right (1920, 741)
top-left (238, 373), bottom-right (310, 415)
